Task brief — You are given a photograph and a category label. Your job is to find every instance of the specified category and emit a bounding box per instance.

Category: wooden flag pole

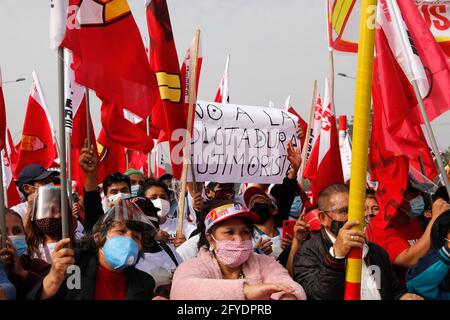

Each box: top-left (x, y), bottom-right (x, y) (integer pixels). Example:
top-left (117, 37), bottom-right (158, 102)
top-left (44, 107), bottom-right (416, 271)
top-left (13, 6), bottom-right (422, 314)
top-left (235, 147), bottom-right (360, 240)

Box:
top-left (344, 0), bottom-right (378, 300)
top-left (299, 80), bottom-right (317, 187)
top-left (177, 29), bottom-right (200, 236)
top-left (57, 47), bottom-right (70, 241)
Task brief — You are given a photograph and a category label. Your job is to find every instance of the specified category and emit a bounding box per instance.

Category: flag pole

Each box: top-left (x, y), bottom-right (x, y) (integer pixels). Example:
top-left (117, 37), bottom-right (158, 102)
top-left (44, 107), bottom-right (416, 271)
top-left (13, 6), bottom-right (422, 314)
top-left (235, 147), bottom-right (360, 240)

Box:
top-left (386, 0), bottom-right (450, 199)
top-left (85, 88), bottom-right (91, 147)
top-left (1, 153), bottom-right (9, 209)
top-left (67, 132), bottom-right (73, 208)
top-left (299, 80), bottom-right (317, 187)
top-left (146, 117), bottom-right (151, 178)
top-left (177, 28), bottom-right (200, 236)
top-left (125, 149), bottom-right (129, 171)
top-left (344, 0), bottom-right (378, 300)
top-left (57, 47), bottom-right (70, 241)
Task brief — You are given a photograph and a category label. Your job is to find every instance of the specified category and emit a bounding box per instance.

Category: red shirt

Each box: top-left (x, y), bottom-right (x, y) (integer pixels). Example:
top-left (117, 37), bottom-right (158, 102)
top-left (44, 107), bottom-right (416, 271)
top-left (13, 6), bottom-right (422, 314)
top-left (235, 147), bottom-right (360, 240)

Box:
top-left (94, 265), bottom-right (127, 300)
top-left (366, 215), bottom-right (424, 288)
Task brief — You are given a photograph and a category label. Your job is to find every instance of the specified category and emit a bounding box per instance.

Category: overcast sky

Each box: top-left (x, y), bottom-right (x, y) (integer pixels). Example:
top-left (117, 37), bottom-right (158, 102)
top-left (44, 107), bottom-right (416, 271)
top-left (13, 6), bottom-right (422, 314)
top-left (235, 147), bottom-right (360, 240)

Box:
top-left (0, 0), bottom-right (448, 149)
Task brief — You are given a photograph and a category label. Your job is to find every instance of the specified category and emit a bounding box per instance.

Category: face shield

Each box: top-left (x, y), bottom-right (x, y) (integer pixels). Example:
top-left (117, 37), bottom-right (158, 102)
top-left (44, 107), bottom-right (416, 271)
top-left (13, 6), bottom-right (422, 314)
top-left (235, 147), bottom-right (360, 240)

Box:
top-left (31, 185), bottom-right (69, 221)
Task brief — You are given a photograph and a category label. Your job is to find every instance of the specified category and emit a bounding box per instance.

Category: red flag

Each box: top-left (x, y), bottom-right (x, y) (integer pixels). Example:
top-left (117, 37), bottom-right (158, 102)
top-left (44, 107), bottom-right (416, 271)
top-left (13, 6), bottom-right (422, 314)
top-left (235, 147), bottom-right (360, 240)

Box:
top-left (61, 0), bottom-right (159, 119)
top-left (214, 55), bottom-right (230, 103)
top-left (7, 130), bottom-right (18, 178)
top-left (284, 97), bottom-right (308, 149)
top-left (2, 132), bottom-right (21, 207)
top-left (100, 100), bottom-right (154, 154)
top-left (146, 0), bottom-right (186, 179)
top-left (373, 1), bottom-right (438, 179)
top-left (304, 79), bottom-right (344, 204)
top-left (96, 128), bottom-right (126, 184)
top-left (15, 71), bottom-right (57, 178)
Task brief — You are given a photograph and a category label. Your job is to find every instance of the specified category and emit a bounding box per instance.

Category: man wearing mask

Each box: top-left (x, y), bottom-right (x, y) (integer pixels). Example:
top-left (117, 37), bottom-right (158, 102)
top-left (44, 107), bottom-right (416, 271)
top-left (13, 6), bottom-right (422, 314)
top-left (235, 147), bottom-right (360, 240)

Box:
top-left (78, 144), bottom-right (133, 232)
top-left (124, 168), bottom-right (145, 197)
top-left (293, 184), bottom-right (423, 300)
top-left (142, 180), bottom-right (196, 249)
top-left (366, 183), bottom-right (450, 289)
top-left (11, 164), bottom-right (57, 219)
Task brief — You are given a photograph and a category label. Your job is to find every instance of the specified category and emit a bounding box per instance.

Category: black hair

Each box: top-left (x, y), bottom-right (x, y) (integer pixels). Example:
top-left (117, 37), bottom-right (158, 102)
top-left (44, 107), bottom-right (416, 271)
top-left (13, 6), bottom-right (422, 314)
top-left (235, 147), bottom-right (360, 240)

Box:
top-left (141, 179), bottom-right (170, 199)
top-left (433, 186), bottom-right (449, 203)
top-left (158, 174), bottom-right (173, 182)
top-left (197, 199), bottom-right (255, 250)
top-left (366, 189), bottom-right (376, 199)
top-left (103, 172), bottom-right (131, 197)
top-left (430, 210), bottom-right (450, 251)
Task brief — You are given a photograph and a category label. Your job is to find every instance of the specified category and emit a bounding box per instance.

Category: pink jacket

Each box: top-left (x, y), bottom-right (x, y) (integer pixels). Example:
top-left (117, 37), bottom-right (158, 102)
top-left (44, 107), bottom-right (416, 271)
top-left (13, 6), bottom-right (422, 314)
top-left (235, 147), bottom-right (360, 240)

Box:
top-left (170, 248), bottom-right (306, 300)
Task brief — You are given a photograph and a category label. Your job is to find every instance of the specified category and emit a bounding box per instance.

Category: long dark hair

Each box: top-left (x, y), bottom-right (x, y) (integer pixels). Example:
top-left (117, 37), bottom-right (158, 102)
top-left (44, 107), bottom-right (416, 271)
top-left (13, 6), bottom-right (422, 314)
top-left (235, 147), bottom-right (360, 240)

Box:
top-left (197, 199), bottom-right (254, 250)
top-left (431, 209), bottom-right (450, 251)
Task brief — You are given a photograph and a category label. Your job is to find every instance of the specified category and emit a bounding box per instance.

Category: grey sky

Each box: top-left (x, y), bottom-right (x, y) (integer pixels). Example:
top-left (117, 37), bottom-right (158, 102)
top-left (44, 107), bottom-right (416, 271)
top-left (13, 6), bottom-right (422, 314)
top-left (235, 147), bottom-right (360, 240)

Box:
top-left (0, 0), bottom-right (448, 149)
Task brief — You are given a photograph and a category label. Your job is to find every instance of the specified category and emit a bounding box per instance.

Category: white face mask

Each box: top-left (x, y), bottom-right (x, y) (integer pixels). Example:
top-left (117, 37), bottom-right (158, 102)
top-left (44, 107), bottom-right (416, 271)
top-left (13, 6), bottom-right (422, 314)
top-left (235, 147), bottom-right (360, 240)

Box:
top-left (151, 198), bottom-right (171, 218)
top-left (108, 192), bottom-right (131, 203)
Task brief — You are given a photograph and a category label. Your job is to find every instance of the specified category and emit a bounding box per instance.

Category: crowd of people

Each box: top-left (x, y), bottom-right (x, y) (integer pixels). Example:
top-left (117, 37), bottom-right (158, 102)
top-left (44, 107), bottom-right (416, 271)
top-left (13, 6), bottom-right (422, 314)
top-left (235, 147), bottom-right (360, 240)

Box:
top-left (0, 135), bottom-right (450, 301)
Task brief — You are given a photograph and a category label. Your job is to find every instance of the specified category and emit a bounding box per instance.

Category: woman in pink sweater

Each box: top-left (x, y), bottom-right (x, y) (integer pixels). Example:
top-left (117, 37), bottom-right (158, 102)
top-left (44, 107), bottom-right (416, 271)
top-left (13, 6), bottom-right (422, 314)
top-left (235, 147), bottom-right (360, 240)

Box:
top-left (170, 201), bottom-right (306, 300)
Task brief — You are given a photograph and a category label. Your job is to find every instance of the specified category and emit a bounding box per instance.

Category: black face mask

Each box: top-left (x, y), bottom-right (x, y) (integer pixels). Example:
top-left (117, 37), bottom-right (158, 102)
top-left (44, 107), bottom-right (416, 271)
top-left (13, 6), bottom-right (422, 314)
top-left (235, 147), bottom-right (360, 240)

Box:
top-left (329, 220), bottom-right (346, 237)
top-left (251, 203), bottom-right (274, 224)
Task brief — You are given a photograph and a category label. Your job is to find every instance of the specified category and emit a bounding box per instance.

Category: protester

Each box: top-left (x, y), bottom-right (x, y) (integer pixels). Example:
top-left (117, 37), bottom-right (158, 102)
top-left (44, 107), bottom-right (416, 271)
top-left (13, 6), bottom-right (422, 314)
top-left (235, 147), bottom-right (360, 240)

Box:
top-left (23, 186), bottom-right (78, 263)
top-left (244, 186), bottom-right (283, 258)
top-left (170, 201), bottom-right (306, 300)
top-left (293, 184), bottom-right (423, 300)
top-left (205, 182), bottom-right (236, 202)
top-left (124, 168), bottom-right (145, 197)
top-left (365, 189), bottom-right (380, 226)
top-left (132, 197), bottom-right (183, 299)
top-left (366, 183), bottom-right (450, 288)
top-left (0, 209), bottom-right (50, 299)
top-left (27, 200), bottom-right (157, 300)
top-left (406, 210), bottom-right (450, 299)
top-left (11, 164), bottom-right (57, 219)
top-left (142, 180), bottom-right (196, 248)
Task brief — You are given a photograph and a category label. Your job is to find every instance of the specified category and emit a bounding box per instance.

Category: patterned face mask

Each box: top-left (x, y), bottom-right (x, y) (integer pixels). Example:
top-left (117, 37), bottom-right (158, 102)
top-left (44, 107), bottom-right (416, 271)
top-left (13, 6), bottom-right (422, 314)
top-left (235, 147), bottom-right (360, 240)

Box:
top-left (210, 234), bottom-right (253, 268)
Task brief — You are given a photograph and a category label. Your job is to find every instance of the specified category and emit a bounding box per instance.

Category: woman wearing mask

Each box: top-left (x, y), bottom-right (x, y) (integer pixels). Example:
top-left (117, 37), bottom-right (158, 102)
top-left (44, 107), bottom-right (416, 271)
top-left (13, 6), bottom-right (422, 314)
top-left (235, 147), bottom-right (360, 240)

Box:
top-left (27, 200), bottom-right (157, 300)
top-left (0, 209), bottom-right (50, 299)
top-left (23, 186), bottom-right (78, 263)
top-left (143, 181), bottom-right (196, 249)
top-left (406, 209), bottom-right (450, 299)
top-left (170, 201), bottom-right (306, 300)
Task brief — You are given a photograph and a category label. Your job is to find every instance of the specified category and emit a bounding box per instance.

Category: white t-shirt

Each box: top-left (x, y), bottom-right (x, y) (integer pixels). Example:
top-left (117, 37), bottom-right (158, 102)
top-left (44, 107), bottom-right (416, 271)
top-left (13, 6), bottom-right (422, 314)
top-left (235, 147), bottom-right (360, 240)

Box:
top-left (252, 227), bottom-right (283, 259)
top-left (176, 233), bottom-right (200, 261)
top-left (135, 245), bottom-right (183, 289)
top-left (159, 217), bottom-right (197, 251)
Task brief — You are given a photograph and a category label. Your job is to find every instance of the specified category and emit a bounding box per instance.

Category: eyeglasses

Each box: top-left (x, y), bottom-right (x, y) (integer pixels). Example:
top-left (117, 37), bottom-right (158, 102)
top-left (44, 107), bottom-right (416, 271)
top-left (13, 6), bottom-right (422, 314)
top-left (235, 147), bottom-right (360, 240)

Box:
top-left (322, 206), bottom-right (349, 216)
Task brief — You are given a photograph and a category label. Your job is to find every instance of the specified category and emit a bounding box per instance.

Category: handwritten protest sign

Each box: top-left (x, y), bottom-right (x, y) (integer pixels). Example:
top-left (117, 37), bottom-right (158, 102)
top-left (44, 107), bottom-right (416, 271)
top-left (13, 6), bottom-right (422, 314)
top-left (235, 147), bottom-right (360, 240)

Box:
top-left (187, 101), bottom-right (299, 184)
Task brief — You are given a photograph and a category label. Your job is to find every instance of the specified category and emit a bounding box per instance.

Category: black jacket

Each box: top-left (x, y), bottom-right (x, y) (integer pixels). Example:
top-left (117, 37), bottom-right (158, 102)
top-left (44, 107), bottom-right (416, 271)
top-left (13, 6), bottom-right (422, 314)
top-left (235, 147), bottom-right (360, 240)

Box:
top-left (293, 227), bottom-right (405, 300)
top-left (26, 249), bottom-right (155, 300)
top-left (83, 188), bottom-right (105, 233)
top-left (270, 176), bottom-right (300, 227)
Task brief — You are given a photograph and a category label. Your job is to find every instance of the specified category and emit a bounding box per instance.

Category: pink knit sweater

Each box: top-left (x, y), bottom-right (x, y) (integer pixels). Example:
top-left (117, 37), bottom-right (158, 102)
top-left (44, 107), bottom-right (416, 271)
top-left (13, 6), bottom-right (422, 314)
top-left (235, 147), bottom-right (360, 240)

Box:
top-left (170, 248), bottom-right (306, 300)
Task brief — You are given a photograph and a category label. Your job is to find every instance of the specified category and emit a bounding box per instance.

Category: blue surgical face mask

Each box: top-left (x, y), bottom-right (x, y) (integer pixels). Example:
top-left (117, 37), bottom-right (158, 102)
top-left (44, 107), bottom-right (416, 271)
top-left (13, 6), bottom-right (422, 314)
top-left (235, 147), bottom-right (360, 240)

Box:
top-left (130, 185), bottom-right (141, 197)
top-left (290, 196), bottom-right (303, 219)
top-left (9, 235), bottom-right (28, 257)
top-left (408, 195), bottom-right (425, 218)
top-left (102, 236), bottom-right (139, 270)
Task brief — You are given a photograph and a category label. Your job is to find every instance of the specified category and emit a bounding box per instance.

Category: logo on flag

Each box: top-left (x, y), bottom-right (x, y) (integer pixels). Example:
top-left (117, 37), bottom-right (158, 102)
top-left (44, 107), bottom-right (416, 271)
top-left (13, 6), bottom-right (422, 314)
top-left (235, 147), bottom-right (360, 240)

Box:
top-left (155, 72), bottom-right (182, 103)
top-left (97, 141), bottom-right (108, 162)
top-left (321, 110), bottom-right (332, 131)
top-left (77, 0), bottom-right (131, 26)
top-left (20, 135), bottom-right (45, 152)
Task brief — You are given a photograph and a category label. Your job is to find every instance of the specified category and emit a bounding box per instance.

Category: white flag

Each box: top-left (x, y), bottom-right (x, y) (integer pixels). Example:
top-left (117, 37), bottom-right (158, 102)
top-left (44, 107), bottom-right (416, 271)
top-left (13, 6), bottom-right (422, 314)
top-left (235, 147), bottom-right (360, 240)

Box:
top-left (49, 0), bottom-right (69, 50)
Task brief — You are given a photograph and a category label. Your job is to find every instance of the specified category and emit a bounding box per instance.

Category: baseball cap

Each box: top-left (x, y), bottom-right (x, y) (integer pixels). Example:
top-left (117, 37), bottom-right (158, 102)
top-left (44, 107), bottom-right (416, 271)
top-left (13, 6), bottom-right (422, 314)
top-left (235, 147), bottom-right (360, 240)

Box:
top-left (243, 186), bottom-right (277, 209)
top-left (17, 164), bottom-right (57, 188)
top-left (204, 202), bottom-right (260, 233)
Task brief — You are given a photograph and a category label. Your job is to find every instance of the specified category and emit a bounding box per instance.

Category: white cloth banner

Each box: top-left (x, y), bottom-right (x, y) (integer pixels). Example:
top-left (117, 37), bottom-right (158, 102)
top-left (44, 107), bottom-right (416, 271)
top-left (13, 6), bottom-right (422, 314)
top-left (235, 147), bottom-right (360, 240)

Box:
top-left (189, 101), bottom-right (299, 184)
